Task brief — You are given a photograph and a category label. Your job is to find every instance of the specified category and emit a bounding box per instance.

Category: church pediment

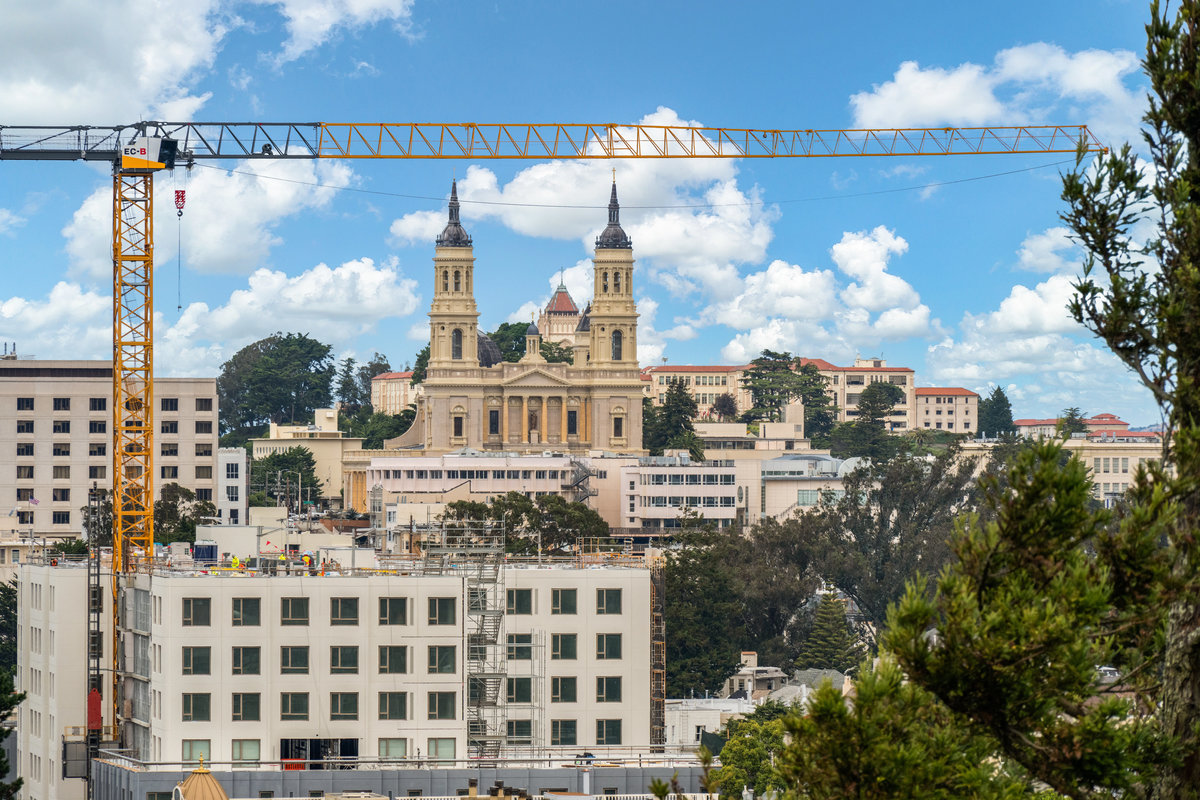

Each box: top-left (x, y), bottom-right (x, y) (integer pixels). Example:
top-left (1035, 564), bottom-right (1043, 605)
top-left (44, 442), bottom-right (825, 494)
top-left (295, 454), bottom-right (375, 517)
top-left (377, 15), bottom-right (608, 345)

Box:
top-left (500, 367), bottom-right (573, 388)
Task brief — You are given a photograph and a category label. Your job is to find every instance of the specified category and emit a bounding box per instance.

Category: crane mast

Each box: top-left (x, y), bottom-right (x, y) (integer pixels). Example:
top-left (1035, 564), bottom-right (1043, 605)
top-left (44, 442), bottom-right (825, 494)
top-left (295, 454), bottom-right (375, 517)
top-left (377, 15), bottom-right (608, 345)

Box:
top-left (0, 118), bottom-right (1106, 760)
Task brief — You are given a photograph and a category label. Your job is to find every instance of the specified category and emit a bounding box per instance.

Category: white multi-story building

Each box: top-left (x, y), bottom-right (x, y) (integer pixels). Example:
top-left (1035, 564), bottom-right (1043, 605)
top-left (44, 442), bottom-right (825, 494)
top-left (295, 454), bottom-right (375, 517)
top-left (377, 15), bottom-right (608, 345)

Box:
top-left (915, 387), bottom-right (980, 433)
top-left (0, 358), bottom-right (218, 542)
top-left (216, 448), bottom-right (248, 526)
top-left (18, 556), bottom-right (656, 800)
top-left (251, 408), bottom-right (365, 506)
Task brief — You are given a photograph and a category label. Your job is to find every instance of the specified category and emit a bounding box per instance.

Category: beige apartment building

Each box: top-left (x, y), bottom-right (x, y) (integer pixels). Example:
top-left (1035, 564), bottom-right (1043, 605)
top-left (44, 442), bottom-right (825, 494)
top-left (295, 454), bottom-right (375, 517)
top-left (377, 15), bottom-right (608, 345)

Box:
top-left (641, 365), bottom-right (751, 420)
top-left (369, 371), bottom-right (423, 415)
top-left (0, 358), bottom-right (218, 543)
top-left (251, 408), bottom-right (364, 506)
top-left (915, 387), bottom-right (980, 434)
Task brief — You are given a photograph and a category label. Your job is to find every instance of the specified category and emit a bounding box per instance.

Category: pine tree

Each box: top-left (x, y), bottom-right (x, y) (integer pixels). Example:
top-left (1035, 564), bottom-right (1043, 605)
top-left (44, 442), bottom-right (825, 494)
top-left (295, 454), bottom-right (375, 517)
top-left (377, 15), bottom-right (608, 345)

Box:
top-left (794, 592), bottom-right (863, 673)
top-left (977, 386), bottom-right (1016, 436)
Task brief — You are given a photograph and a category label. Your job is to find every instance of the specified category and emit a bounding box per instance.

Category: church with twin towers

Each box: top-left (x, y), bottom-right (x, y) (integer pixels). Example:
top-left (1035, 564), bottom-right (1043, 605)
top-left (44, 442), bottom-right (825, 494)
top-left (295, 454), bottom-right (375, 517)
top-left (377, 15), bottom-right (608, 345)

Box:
top-left (394, 180), bottom-right (645, 454)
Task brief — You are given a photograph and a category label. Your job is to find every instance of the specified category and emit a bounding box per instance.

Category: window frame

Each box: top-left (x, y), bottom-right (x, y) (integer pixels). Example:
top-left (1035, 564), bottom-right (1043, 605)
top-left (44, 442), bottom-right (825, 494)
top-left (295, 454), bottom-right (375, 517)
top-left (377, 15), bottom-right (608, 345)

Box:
top-left (232, 597), bottom-right (261, 627)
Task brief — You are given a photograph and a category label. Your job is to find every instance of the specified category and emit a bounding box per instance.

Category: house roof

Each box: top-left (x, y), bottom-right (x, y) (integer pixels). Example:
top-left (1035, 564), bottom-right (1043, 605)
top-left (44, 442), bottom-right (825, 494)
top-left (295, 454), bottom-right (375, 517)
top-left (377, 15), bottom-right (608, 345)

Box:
top-left (644, 364), bottom-right (748, 373)
top-left (372, 371), bottom-right (414, 381)
top-left (915, 387), bottom-right (979, 397)
top-left (797, 357), bottom-right (914, 373)
top-left (1015, 414), bottom-right (1130, 427)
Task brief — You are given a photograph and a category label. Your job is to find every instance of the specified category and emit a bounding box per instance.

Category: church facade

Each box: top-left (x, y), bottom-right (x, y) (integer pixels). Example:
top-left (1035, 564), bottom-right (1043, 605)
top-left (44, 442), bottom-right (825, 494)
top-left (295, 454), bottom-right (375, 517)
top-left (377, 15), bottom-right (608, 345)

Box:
top-left (394, 181), bottom-right (644, 455)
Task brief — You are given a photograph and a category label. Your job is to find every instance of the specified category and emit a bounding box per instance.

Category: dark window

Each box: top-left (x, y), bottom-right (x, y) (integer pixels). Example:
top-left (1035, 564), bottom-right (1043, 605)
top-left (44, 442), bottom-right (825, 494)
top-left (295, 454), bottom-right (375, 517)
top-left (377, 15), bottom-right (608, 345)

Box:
top-left (597, 588), bottom-right (622, 615)
top-left (597, 634), bottom-right (622, 660)
top-left (53, 443), bottom-right (70, 456)
top-left (16, 443), bottom-right (33, 456)
top-left (53, 397), bottom-right (70, 411)
top-left (15, 466), bottom-right (32, 479)
top-left (89, 398), bottom-right (106, 411)
top-left (89, 420), bottom-right (106, 434)
top-left (611, 330), bottom-right (623, 361)
top-left (52, 511), bottom-right (70, 525)
top-left (596, 676), bottom-right (622, 702)
top-left (182, 646), bottom-right (211, 675)
top-left (551, 677), bottom-right (576, 703)
top-left (551, 588), bottom-right (576, 615)
top-left (428, 597), bottom-right (455, 625)
top-left (196, 398), bottom-right (213, 411)
top-left (489, 409), bottom-right (500, 435)
top-left (89, 466), bottom-right (106, 479)
top-left (196, 421), bottom-right (213, 434)
top-left (232, 693), bottom-right (260, 721)
top-left (281, 597), bottom-right (308, 625)
top-left (196, 466), bottom-right (213, 480)
top-left (330, 597), bottom-right (359, 625)
top-left (52, 420), bottom-right (69, 434)
top-left (507, 633), bottom-right (532, 660)
top-left (281, 646), bottom-right (309, 674)
top-left (428, 691), bottom-right (456, 720)
top-left (16, 420), bottom-right (33, 434)
top-left (280, 692), bottom-right (308, 720)
top-left (232, 598), bottom-right (260, 626)
top-left (183, 598), bottom-right (211, 626)
top-left (379, 645), bottom-right (407, 674)
top-left (331, 646), bottom-right (359, 674)
top-left (427, 645), bottom-right (456, 674)
top-left (451, 329), bottom-right (463, 360)
top-left (182, 693), bottom-right (211, 722)
top-left (52, 488), bottom-right (70, 502)
top-left (596, 719), bottom-right (622, 745)
top-left (161, 466), bottom-right (178, 479)
top-left (195, 488), bottom-right (212, 502)
top-left (16, 398), bottom-right (33, 411)
top-left (379, 692), bottom-right (407, 720)
top-left (453, 415), bottom-right (463, 437)
top-left (506, 588), bottom-right (532, 614)
top-left (379, 597), bottom-right (407, 625)
top-left (330, 692), bottom-right (358, 720)
top-left (507, 677), bottom-right (532, 703)
top-left (232, 646), bottom-right (260, 675)
top-left (612, 416), bottom-right (623, 438)
top-left (161, 443), bottom-right (177, 457)
top-left (161, 421), bottom-right (178, 434)
top-left (161, 398), bottom-right (178, 411)
top-left (89, 443), bottom-right (105, 457)
top-left (552, 633), bottom-right (577, 660)
top-left (507, 719), bottom-right (532, 743)
top-left (196, 444), bottom-right (212, 457)
top-left (567, 410), bottom-right (578, 435)
top-left (551, 719), bottom-right (577, 746)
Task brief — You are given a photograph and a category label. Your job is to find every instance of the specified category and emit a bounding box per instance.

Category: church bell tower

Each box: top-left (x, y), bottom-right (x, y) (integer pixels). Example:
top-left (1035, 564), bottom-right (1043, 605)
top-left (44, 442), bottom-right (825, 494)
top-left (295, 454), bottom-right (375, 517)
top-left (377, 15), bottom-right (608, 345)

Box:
top-left (588, 180), bottom-right (638, 366)
top-left (429, 180), bottom-right (480, 368)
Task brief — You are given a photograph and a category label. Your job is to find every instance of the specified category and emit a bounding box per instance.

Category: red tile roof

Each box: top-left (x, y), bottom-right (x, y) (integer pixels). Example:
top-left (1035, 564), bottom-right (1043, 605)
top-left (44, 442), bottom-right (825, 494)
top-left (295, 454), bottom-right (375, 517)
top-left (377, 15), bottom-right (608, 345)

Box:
top-left (545, 286), bottom-right (579, 314)
top-left (372, 371), bottom-right (414, 381)
top-left (916, 387), bottom-right (979, 397)
top-left (644, 365), bottom-right (748, 373)
top-left (796, 357), bottom-right (914, 373)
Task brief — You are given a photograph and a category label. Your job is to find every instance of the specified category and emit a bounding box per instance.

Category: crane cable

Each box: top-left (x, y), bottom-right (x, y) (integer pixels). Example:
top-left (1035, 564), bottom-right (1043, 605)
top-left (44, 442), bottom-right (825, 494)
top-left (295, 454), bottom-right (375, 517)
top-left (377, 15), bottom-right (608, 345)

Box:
top-left (174, 172), bottom-right (188, 311)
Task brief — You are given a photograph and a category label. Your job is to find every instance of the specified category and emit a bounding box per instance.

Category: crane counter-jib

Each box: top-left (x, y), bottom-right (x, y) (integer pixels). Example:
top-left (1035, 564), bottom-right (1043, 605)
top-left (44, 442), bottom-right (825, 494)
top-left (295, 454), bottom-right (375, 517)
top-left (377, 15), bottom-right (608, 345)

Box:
top-left (0, 122), bottom-right (1106, 162)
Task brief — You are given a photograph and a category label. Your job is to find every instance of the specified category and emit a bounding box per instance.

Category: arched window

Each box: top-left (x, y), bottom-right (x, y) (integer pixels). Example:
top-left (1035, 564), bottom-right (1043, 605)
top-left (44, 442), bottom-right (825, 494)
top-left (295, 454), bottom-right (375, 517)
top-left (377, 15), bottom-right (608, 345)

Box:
top-left (611, 329), bottom-right (623, 361)
top-left (451, 328), bottom-right (463, 360)
top-left (614, 271), bottom-right (621, 293)
top-left (453, 270), bottom-right (461, 292)
top-left (603, 271), bottom-right (609, 293)
top-left (442, 270), bottom-right (449, 292)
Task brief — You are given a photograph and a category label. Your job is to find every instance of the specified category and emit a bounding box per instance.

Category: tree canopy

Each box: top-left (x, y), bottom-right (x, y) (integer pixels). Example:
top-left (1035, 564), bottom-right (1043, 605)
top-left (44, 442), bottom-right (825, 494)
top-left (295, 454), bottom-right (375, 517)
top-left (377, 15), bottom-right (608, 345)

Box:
top-left (977, 386), bottom-right (1017, 436)
top-left (794, 592), bottom-right (863, 673)
top-left (828, 381), bottom-right (906, 461)
top-left (154, 483), bottom-right (217, 544)
top-left (251, 446), bottom-right (321, 509)
top-left (217, 332), bottom-right (334, 434)
top-left (644, 378), bottom-right (703, 459)
top-left (711, 392), bottom-right (739, 421)
top-left (741, 350), bottom-right (803, 422)
top-left (441, 491), bottom-right (608, 553)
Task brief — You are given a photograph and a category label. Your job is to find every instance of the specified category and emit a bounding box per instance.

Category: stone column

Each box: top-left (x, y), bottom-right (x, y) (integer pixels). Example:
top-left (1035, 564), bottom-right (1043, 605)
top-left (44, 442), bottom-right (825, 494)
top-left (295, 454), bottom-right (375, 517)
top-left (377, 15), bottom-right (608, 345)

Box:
top-left (502, 396), bottom-right (510, 443)
top-left (521, 396), bottom-right (529, 443)
top-left (560, 396), bottom-right (568, 443)
top-left (583, 398), bottom-right (591, 444)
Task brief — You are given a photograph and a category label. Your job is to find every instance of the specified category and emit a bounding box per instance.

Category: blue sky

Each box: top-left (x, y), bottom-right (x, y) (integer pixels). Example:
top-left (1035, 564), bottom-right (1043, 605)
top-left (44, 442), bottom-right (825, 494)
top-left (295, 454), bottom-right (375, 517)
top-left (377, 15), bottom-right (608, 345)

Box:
top-left (0, 0), bottom-right (1161, 424)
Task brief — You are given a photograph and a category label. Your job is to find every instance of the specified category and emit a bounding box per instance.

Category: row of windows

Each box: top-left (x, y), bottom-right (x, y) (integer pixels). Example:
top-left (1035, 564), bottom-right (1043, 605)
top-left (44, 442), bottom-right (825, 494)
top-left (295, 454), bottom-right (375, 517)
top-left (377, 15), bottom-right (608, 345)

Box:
top-left (16, 488), bottom-right (72, 502)
top-left (181, 589), bottom-right (622, 626)
top-left (924, 408), bottom-right (969, 416)
top-left (12, 397), bottom-right (212, 412)
top-left (639, 496), bottom-right (736, 508)
top-left (13, 442), bottom-right (214, 458)
top-left (15, 419), bottom-right (213, 434)
top-left (923, 396), bottom-right (971, 404)
top-left (922, 421), bottom-right (970, 430)
top-left (655, 374), bottom-right (730, 386)
top-left (12, 510), bottom-right (71, 524)
top-left (1094, 457), bottom-right (1131, 474)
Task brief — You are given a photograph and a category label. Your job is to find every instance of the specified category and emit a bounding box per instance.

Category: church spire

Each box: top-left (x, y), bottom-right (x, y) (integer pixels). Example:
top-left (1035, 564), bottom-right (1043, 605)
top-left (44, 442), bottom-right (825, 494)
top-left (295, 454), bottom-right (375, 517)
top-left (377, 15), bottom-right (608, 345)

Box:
top-left (436, 179), bottom-right (472, 247)
top-left (595, 179), bottom-right (632, 249)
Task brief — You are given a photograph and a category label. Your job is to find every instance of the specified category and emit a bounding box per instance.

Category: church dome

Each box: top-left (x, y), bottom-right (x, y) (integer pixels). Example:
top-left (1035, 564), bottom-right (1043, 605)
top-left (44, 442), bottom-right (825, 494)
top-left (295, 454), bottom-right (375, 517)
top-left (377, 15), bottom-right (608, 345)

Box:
top-left (436, 179), bottom-right (472, 248)
top-left (477, 330), bottom-right (502, 367)
top-left (526, 322), bottom-right (540, 336)
top-left (174, 763), bottom-right (229, 800)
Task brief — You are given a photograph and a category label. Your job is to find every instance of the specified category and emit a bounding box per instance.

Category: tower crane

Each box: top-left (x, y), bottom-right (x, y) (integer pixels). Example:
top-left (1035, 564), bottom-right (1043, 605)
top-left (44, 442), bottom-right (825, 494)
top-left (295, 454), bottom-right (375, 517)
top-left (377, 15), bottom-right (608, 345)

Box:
top-left (0, 119), bottom-right (1105, 758)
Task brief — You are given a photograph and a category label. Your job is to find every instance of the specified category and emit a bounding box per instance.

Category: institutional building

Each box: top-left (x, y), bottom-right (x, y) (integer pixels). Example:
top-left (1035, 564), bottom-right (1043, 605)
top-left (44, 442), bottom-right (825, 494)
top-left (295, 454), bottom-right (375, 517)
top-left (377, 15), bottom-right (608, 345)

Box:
top-left (537, 283), bottom-right (582, 346)
top-left (251, 408), bottom-right (365, 506)
top-left (393, 181), bottom-right (644, 455)
top-left (370, 371), bottom-right (423, 415)
top-left (0, 358), bottom-right (218, 543)
top-left (915, 387), bottom-right (980, 433)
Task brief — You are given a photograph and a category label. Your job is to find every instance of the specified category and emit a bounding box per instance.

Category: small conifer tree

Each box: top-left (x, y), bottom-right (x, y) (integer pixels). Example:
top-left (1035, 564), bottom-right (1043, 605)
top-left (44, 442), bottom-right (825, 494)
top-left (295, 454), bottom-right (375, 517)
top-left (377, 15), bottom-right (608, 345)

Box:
top-left (794, 592), bottom-right (863, 673)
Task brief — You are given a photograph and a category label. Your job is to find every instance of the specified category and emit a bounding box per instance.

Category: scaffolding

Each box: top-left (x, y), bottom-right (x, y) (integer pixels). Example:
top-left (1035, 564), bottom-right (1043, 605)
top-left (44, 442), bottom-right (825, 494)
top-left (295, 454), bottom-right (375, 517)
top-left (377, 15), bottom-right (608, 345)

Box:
top-left (649, 556), bottom-right (666, 749)
top-left (423, 523), bottom-right (507, 760)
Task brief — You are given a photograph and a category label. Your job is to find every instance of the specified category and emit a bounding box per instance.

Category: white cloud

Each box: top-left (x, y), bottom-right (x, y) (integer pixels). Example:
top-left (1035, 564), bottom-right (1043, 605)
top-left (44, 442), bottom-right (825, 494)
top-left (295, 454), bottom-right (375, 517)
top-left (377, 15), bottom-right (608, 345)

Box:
top-left (850, 43), bottom-right (1143, 145)
top-left (1017, 226), bottom-right (1077, 273)
top-left (832, 226), bottom-right (918, 312)
top-left (556, 260), bottom-right (594, 310)
top-left (506, 301), bottom-right (541, 326)
top-left (389, 107), bottom-right (777, 297)
top-left (64, 159), bottom-right (357, 280)
top-left (0, 0), bottom-right (226, 123)
top-left (0, 210), bottom-right (25, 236)
top-left (255, 0), bottom-right (417, 65)
top-left (707, 259), bottom-right (839, 329)
top-left (0, 258), bottom-right (421, 376)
